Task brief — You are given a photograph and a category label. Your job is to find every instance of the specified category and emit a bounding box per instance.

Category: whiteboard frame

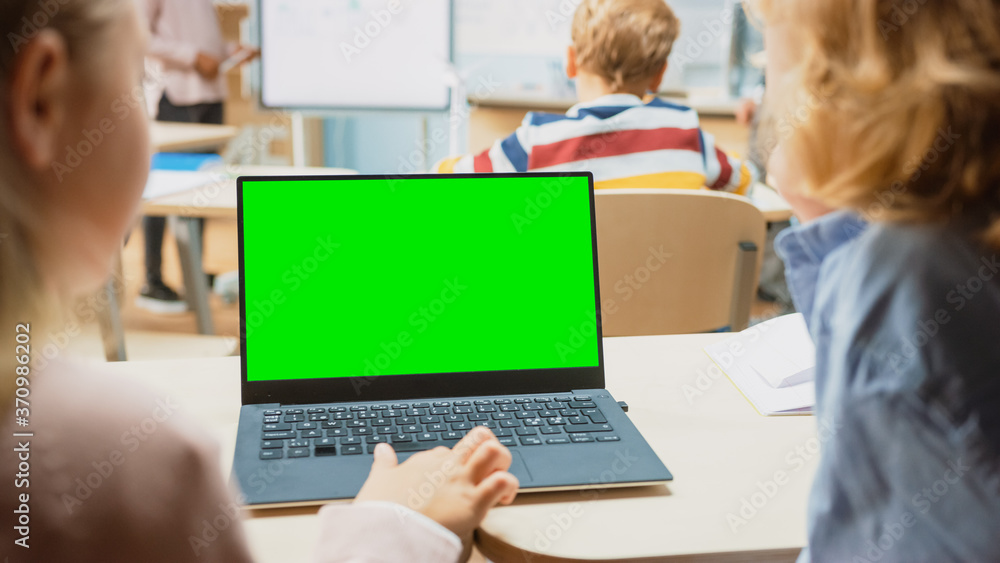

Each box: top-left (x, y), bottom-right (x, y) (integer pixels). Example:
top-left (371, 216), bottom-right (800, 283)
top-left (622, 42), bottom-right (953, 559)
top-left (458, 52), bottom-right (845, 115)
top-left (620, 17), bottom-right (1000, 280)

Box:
top-left (256, 0), bottom-right (456, 114)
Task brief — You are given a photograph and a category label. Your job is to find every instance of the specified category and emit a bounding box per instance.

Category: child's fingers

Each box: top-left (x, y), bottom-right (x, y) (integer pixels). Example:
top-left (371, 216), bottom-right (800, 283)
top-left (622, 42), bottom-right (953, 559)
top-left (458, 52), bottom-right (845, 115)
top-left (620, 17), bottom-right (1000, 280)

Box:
top-left (472, 471), bottom-right (520, 513)
top-left (499, 483), bottom-right (518, 505)
top-left (369, 442), bottom-right (399, 473)
top-left (461, 438), bottom-right (512, 484)
top-left (451, 426), bottom-right (497, 464)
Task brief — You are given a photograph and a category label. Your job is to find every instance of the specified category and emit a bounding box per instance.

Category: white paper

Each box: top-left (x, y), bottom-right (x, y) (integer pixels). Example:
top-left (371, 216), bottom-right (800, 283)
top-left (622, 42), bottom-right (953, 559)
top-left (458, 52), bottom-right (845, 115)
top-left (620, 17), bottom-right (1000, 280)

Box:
top-left (750, 183), bottom-right (791, 214)
top-left (704, 313), bottom-right (817, 416)
top-left (219, 47), bottom-right (256, 75)
top-left (143, 170), bottom-right (217, 201)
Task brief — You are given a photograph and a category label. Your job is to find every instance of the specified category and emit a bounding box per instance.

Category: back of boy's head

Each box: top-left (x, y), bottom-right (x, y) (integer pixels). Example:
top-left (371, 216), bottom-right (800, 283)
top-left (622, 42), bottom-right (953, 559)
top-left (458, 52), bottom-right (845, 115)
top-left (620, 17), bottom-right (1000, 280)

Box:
top-left (572, 0), bottom-right (680, 93)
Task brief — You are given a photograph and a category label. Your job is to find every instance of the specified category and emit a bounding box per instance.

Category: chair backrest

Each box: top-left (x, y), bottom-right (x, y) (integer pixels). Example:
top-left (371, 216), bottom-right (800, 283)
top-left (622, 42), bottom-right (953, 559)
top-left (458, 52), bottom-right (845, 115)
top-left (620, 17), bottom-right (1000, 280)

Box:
top-left (595, 188), bottom-right (767, 336)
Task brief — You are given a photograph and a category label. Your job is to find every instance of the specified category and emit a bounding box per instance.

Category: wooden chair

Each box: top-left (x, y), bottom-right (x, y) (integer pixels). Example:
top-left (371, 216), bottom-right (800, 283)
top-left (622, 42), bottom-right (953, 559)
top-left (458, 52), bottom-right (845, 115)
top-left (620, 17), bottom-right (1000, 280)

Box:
top-left (595, 188), bottom-right (767, 336)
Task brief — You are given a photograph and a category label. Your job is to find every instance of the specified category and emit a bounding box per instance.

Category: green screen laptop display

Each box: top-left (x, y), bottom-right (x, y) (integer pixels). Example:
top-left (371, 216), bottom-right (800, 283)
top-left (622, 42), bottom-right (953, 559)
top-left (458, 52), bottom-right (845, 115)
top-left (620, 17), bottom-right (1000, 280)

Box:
top-left (240, 175), bottom-right (599, 382)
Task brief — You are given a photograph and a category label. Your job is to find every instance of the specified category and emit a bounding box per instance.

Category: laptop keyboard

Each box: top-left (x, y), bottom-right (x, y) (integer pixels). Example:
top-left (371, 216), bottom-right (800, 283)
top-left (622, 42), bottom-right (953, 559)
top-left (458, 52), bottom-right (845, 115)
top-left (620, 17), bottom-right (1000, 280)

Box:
top-left (258, 395), bottom-right (618, 459)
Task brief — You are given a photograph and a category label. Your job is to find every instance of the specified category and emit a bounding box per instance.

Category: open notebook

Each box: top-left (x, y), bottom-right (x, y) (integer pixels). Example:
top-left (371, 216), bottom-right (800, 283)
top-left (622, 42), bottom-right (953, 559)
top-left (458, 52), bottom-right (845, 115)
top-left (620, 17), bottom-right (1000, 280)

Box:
top-left (705, 313), bottom-right (816, 416)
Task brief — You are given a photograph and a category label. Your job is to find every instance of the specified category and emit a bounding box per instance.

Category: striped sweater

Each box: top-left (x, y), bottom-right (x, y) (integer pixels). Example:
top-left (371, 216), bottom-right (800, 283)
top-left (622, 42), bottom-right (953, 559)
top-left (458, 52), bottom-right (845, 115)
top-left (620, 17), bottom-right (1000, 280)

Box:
top-left (437, 94), bottom-right (757, 194)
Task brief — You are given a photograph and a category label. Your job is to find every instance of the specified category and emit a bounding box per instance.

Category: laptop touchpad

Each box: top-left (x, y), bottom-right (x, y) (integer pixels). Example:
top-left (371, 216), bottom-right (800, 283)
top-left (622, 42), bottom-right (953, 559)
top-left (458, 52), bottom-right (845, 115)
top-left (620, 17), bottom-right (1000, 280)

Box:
top-left (396, 451), bottom-right (532, 484)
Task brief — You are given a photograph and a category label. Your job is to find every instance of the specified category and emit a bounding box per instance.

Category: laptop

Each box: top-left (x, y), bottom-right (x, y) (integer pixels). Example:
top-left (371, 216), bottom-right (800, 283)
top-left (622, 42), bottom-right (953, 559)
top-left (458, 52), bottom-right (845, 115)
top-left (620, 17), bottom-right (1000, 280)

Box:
top-left (232, 172), bottom-right (672, 507)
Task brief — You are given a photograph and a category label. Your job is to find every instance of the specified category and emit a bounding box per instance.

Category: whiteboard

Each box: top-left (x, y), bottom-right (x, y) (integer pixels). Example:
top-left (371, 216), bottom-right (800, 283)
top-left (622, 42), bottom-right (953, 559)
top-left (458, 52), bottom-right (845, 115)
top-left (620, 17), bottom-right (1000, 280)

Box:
top-left (455, 0), bottom-right (732, 98)
top-left (457, 0), bottom-right (571, 57)
top-left (260, 0), bottom-right (453, 111)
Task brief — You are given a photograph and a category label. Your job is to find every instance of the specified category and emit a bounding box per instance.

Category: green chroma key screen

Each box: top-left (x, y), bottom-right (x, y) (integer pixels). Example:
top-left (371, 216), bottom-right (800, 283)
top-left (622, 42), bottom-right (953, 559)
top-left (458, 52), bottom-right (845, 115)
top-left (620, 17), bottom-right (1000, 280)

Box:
top-left (240, 175), bottom-right (599, 381)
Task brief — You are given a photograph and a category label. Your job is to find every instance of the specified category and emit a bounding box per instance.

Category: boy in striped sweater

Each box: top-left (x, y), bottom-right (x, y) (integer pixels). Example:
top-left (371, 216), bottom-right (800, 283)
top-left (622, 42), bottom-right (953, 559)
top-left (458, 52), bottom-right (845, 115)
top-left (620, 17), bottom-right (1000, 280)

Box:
top-left (437, 0), bottom-right (757, 194)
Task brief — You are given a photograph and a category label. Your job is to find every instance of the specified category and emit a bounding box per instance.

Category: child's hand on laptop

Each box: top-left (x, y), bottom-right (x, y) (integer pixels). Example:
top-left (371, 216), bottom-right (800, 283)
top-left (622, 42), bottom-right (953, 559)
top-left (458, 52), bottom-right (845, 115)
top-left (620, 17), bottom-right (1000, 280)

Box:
top-left (355, 426), bottom-right (519, 553)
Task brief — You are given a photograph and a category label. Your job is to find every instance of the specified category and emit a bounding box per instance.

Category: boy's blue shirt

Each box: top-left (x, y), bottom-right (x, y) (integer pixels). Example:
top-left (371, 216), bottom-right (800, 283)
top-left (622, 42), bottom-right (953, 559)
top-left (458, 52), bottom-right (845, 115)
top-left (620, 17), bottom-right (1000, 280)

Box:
top-left (776, 211), bottom-right (1000, 562)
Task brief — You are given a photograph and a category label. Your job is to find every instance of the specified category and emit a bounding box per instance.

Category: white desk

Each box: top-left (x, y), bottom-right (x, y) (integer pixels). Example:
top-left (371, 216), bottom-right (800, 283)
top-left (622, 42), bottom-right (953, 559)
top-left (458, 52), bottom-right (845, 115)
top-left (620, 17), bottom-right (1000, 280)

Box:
top-left (100, 166), bottom-right (357, 362)
top-left (151, 122), bottom-right (241, 153)
top-left (749, 183), bottom-right (794, 224)
top-left (467, 96), bottom-right (740, 118)
top-left (142, 165), bottom-right (356, 219)
top-left (141, 165), bottom-right (357, 335)
top-left (102, 333), bottom-right (817, 562)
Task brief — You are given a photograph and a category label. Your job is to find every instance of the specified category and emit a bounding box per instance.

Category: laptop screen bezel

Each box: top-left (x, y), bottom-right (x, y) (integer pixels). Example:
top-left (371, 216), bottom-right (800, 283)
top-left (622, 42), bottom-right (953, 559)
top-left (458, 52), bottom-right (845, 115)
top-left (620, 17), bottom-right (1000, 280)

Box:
top-left (237, 173), bottom-right (606, 405)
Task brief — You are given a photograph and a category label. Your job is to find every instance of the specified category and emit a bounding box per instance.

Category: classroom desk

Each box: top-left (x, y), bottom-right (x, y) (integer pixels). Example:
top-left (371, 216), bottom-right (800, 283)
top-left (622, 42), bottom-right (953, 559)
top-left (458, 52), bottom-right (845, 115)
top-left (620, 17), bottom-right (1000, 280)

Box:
top-left (141, 165), bottom-right (357, 219)
top-left (468, 96), bottom-right (794, 223)
top-left (146, 125), bottom-right (240, 340)
top-left (99, 165), bottom-right (357, 362)
top-left (150, 122), bottom-right (241, 153)
top-left (98, 121), bottom-right (240, 361)
top-left (468, 96), bottom-right (740, 117)
top-left (468, 96), bottom-right (748, 159)
top-left (142, 170), bottom-right (786, 342)
top-left (141, 165), bottom-right (357, 335)
top-left (749, 183), bottom-right (794, 224)
top-left (113, 168), bottom-right (787, 364)
top-left (102, 333), bottom-right (818, 562)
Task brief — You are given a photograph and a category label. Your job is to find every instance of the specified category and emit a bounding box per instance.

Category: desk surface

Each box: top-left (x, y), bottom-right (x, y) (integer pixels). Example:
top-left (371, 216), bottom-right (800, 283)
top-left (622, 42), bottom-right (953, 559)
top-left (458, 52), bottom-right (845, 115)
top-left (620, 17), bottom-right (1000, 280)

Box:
top-left (151, 122), bottom-right (241, 153)
top-left (141, 165), bottom-right (358, 219)
top-left (101, 333), bottom-right (816, 562)
top-left (469, 95), bottom-right (740, 117)
top-left (142, 167), bottom-right (792, 225)
top-left (749, 183), bottom-right (794, 224)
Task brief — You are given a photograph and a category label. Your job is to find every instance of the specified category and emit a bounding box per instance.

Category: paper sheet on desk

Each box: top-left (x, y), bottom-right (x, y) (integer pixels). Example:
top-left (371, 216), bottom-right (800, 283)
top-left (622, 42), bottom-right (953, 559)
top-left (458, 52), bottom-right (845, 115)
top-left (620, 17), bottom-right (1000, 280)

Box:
top-left (704, 313), bottom-right (816, 416)
top-left (749, 183), bottom-right (790, 214)
top-left (143, 170), bottom-right (217, 200)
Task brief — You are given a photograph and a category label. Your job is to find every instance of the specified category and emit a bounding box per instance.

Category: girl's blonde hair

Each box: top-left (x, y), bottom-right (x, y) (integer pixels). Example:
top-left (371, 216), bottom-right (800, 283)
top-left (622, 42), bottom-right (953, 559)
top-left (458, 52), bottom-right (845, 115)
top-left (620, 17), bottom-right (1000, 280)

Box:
top-left (0, 0), bottom-right (123, 406)
top-left (755, 0), bottom-right (1000, 247)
